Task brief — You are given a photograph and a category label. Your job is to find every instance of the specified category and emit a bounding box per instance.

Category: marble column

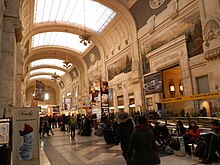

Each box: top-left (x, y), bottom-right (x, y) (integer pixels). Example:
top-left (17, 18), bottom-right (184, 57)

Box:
top-left (0, 0), bottom-right (21, 117)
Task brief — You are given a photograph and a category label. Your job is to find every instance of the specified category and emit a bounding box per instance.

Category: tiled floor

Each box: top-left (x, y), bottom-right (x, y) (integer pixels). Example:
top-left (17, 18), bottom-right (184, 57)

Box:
top-left (40, 128), bottom-right (219, 165)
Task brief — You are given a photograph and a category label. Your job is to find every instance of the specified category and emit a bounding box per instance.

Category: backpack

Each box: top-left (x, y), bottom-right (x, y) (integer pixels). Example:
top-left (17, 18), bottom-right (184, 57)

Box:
top-left (70, 117), bottom-right (77, 127)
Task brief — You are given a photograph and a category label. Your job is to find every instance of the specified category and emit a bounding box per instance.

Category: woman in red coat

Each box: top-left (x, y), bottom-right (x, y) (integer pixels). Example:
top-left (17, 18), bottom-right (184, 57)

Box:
top-left (184, 121), bottom-right (200, 155)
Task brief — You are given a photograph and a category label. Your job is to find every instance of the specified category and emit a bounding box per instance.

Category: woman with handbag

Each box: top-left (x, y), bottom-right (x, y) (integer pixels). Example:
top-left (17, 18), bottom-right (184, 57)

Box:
top-left (127, 116), bottom-right (160, 165)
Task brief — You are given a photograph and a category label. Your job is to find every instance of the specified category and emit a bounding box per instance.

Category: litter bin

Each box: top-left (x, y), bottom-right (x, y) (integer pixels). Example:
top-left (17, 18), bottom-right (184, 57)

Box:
top-left (0, 145), bottom-right (11, 165)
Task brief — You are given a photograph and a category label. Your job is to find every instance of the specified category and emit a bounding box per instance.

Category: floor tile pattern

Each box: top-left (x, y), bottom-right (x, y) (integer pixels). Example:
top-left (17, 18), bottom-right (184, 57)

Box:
top-left (41, 128), bottom-right (220, 165)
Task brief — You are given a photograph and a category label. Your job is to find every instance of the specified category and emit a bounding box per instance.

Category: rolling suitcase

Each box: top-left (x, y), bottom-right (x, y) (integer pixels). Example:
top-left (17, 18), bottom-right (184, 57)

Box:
top-left (195, 132), bottom-right (217, 163)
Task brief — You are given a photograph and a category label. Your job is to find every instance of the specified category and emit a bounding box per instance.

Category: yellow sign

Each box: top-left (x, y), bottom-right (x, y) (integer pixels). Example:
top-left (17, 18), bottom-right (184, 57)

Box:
top-left (160, 92), bottom-right (220, 103)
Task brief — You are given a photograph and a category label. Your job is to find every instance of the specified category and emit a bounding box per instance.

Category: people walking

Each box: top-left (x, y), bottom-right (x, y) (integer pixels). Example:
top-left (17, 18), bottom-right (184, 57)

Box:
top-left (69, 114), bottom-right (77, 140)
top-left (127, 116), bottom-right (157, 165)
top-left (115, 112), bottom-right (134, 164)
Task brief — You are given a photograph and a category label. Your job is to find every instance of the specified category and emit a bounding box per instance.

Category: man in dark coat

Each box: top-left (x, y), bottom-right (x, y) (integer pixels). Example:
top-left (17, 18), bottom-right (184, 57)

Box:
top-left (127, 116), bottom-right (157, 165)
top-left (115, 112), bottom-right (134, 164)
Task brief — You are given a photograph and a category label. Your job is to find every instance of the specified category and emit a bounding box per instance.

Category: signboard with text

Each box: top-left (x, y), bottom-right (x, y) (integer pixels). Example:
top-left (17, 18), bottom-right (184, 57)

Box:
top-left (160, 92), bottom-right (220, 103)
top-left (12, 107), bottom-right (40, 165)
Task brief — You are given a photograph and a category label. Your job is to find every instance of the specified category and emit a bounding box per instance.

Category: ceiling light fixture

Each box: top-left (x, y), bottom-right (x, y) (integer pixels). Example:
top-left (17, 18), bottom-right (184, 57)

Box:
top-left (51, 72), bottom-right (60, 81)
top-left (79, 0), bottom-right (91, 46)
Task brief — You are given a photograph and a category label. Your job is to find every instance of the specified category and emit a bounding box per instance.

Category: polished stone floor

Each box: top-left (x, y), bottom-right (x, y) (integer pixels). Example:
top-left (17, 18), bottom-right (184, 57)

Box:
top-left (40, 128), bottom-right (219, 165)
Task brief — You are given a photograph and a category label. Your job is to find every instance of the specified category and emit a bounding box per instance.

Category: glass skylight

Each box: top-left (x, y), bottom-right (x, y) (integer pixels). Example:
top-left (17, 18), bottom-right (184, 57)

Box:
top-left (32, 32), bottom-right (89, 52)
top-left (34, 0), bottom-right (116, 34)
top-left (30, 59), bottom-right (70, 69)
top-left (30, 68), bottom-right (65, 76)
top-left (29, 75), bottom-right (54, 81)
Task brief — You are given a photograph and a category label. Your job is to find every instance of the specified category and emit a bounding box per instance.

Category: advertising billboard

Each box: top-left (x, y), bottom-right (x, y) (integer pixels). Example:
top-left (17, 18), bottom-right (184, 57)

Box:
top-left (144, 72), bottom-right (163, 95)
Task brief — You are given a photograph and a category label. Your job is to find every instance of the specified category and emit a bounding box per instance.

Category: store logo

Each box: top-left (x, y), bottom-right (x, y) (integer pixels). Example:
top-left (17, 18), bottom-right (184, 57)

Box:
top-left (19, 110), bottom-right (33, 117)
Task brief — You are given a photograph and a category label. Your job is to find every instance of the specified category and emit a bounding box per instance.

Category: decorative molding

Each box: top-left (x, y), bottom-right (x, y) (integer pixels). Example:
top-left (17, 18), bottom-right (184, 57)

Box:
top-left (132, 58), bottom-right (139, 71)
top-left (152, 51), bottom-right (180, 68)
top-left (204, 48), bottom-right (220, 61)
top-left (168, 0), bottom-right (179, 19)
top-left (204, 17), bottom-right (220, 47)
top-left (147, 15), bottom-right (156, 33)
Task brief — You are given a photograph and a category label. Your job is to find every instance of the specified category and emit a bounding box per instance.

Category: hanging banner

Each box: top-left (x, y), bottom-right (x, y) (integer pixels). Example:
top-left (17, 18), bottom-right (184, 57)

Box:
top-left (34, 80), bottom-right (45, 101)
top-left (160, 91), bottom-right (220, 103)
top-left (12, 107), bottom-right (40, 165)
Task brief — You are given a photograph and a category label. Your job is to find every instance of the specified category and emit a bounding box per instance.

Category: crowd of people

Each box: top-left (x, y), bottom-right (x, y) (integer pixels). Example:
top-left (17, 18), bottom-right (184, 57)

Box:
top-left (39, 112), bottom-right (220, 165)
top-left (39, 113), bottom-right (95, 139)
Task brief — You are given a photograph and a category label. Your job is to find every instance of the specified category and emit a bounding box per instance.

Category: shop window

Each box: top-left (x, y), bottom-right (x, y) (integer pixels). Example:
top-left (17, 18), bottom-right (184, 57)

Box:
top-left (128, 93), bottom-right (135, 114)
top-left (117, 95), bottom-right (124, 111)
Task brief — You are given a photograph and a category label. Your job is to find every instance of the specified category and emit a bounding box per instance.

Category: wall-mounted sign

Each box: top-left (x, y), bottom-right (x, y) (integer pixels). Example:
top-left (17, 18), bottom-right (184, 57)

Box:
top-left (160, 92), bottom-right (220, 103)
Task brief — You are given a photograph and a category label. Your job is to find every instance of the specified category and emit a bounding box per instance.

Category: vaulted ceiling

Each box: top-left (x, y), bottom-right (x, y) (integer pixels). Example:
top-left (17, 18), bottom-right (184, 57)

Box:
top-left (20, 0), bottom-right (136, 103)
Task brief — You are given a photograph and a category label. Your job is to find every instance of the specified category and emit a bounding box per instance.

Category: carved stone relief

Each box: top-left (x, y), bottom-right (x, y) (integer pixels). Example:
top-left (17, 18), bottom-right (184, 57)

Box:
top-left (204, 18), bottom-right (220, 47)
top-left (149, 0), bottom-right (166, 9)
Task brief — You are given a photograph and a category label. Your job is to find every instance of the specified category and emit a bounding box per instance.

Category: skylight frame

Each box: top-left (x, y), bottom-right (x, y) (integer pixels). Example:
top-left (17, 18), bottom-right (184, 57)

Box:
top-left (29, 75), bottom-right (56, 81)
top-left (31, 32), bottom-right (89, 53)
top-left (34, 0), bottom-right (116, 34)
top-left (30, 59), bottom-right (71, 69)
top-left (30, 68), bottom-right (65, 76)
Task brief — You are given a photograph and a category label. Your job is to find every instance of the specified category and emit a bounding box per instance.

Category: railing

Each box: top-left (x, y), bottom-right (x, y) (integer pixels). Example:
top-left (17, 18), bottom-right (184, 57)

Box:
top-left (148, 116), bottom-right (220, 131)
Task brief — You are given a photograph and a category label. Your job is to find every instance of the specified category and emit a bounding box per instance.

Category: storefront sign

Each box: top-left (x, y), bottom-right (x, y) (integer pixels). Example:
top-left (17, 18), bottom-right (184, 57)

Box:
top-left (160, 91), bottom-right (220, 103)
top-left (12, 107), bottom-right (40, 165)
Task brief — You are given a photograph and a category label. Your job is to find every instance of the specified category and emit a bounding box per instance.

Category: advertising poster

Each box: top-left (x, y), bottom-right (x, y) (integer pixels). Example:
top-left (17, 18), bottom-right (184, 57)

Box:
top-left (65, 97), bottom-right (72, 110)
top-left (100, 81), bottom-right (109, 115)
top-left (12, 107), bottom-right (40, 165)
top-left (34, 80), bottom-right (45, 101)
top-left (108, 88), bottom-right (114, 107)
top-left (89, 81), bottom-right (101, 106)
top-left (144, 72), bottom-right (163, 95)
